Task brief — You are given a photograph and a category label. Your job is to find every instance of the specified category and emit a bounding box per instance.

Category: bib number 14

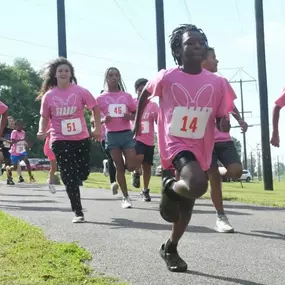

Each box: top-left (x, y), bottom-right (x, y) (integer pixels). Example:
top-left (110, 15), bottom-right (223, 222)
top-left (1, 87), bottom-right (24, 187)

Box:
top-left (169, 106), bottom-right (211, 139)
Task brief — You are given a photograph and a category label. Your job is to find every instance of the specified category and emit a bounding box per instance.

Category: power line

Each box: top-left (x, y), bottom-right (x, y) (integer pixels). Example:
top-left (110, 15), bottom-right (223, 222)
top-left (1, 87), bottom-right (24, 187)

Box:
top-left (112, 0), bottom-right (145, 41)
top-left (183, 0), bottom-right (192, 22)
top-left (0, 35), bottom-right (153, 69)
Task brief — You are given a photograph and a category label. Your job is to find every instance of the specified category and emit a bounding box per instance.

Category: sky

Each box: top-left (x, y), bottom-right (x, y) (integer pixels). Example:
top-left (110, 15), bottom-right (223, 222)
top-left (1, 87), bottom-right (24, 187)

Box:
top-left (1, 0), bottom-right (285, 170)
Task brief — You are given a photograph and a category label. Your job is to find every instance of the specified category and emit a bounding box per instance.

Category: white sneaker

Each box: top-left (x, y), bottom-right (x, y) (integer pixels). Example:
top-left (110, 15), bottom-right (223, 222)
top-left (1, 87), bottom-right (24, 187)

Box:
top-left (111, 182), bottom-right (119, 195)
top-left (121, 196), bottom-right (132, 209)
top-left (214, 214), bottom-right (234, 233)
top-left (103, 159), bottom-right (109, 177)
top-left (72, 216), bottom-right (85, 223)
top-left (47, 179), bottom-right (56, 194)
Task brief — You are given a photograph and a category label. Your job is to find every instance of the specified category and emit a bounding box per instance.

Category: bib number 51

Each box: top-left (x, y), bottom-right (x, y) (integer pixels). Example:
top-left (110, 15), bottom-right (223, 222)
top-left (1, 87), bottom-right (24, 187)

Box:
top-left (61, 118), bottom-right (82, 136)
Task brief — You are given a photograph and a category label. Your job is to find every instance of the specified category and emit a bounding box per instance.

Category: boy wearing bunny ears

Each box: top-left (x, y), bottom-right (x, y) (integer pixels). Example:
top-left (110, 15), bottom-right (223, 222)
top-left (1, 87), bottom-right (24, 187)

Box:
top-left (203, 47), bottom-right (248, 233)
top-left (134, 24), bottom-right (231, 272)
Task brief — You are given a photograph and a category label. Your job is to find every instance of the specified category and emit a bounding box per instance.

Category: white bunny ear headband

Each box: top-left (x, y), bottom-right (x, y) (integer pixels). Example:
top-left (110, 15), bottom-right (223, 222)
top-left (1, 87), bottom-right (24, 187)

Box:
top-left (171, 83), bottom-right (214, 108)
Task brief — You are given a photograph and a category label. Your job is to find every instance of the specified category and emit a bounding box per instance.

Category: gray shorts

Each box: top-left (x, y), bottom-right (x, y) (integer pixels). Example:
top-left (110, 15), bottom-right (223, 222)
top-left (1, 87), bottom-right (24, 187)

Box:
top-left (211, 141), bottom-right (241, 168)
top-left (106, 130), bottom-right (136, 150)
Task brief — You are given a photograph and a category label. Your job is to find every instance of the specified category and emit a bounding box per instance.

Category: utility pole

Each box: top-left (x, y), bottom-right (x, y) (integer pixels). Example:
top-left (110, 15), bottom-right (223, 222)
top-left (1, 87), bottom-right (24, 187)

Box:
top-left (257, 144), bottom-right (262, 181)
top-left (155, 0), bottom-right (166, 70)
top-left (57, 0), bottom-right (67, 58)
top-left (255, 0), bottom-right (273, 190)
top-left (230, 78), bottom-right (255, 169)
top-left (250, 151), bottom-right (254, 180)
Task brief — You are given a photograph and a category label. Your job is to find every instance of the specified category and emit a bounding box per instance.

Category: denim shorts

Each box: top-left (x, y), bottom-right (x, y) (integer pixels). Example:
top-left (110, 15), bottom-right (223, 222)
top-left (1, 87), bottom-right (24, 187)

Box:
top-left (106, 130), bottom-right (136, 150)
top-left (10, 152), bottom-right (28, 165)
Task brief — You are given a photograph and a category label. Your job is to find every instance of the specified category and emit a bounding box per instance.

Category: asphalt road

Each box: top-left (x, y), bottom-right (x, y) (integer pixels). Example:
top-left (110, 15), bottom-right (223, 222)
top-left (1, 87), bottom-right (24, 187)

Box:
top-left (0, 181), bottom-right (284, 285)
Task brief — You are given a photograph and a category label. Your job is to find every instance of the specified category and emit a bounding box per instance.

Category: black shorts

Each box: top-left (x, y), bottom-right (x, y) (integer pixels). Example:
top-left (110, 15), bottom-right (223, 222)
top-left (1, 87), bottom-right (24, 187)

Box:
top-left (135, 141), bottom-right (154, 165)
top-left (211, 141), bottom-right (241, 168)
top-left (172, 151), bottom-right (197, 173)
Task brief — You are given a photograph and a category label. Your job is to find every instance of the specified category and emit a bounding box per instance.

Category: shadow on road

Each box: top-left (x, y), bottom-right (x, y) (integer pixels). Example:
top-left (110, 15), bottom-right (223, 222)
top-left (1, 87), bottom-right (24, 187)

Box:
top-left (186, 270), bottom-right (265, 285)
top-left (0, 204), bottom-right (71, 212)
top-left (196, 202), bottom-right (285, 212)
top-left (85, 218), bottom-right (216, 233)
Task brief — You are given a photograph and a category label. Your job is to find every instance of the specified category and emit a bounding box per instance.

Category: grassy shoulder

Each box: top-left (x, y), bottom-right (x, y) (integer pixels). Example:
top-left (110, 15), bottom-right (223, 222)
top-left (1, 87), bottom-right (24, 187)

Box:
top-left (3, 171), bottom-right (285, 207)
top-left (0, 211), bottom-right (125, 285)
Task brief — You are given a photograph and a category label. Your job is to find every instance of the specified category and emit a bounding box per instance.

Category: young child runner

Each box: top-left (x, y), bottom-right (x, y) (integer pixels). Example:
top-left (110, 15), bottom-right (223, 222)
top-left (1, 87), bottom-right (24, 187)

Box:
top-left (271, 87), bottom-right (285, 147)
top-left (1, 116), bottom-right (25, 183)
top-left (97, 67), bottom-right (137, 209)
top-left (43, 124), bottom-right (57, 194)
top-left (134, 24), bottom-right (231, 272)
top-left (132, 78), bottom-right (159, 202)
top-left (91, 114), bottom-right (119, 195)
top-left (37, 57), bottom-right (101, 223)
top-left (203, 47), bottom-right (248, 233)
top-left (7, 119), bottom-right (35, 184)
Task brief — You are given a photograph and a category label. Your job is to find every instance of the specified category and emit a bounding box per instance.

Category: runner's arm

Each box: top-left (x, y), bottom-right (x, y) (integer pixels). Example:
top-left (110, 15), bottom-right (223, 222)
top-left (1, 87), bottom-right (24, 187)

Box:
top-left (0, 109), bottom-right (8, 138)
top-left (133, 89), bottom-right (150, 136)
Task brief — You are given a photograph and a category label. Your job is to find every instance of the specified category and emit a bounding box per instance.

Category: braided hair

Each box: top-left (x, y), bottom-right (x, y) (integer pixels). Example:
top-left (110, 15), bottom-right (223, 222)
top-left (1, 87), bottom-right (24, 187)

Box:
top-left (169, 24), bottom-right (208, 65)
top-left (104, 67), bottom-right (127, 92)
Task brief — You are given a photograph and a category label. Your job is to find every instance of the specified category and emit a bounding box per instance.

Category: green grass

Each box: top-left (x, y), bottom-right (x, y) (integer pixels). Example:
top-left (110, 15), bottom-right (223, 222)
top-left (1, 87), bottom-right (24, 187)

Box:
top-left (4, 171), bottom-right (285, 207)
top-left (0, 211), bottom-right (125, 285)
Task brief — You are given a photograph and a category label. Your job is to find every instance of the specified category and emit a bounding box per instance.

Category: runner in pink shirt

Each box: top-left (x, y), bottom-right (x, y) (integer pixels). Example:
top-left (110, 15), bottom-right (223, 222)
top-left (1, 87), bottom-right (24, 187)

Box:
top-left (97, 67), bottom-right (137, 209)
top-left (131, 78), bottom-right (159, 202)
top-left (7, 119), bottom-right (35, 184)
top-left (203, 47), bottom-right (248, 233)
top-left (271, 87), bottom-right (285, 147)
top-left (37, 57), bottom-right (101, 223)
top-left (134, 25), bottom-right (230, 272)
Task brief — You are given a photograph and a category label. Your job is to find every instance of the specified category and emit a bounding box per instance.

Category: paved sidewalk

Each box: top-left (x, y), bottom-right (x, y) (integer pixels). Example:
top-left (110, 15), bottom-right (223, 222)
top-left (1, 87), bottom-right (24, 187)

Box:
top-left (0, 182), bottom-right (284, 285)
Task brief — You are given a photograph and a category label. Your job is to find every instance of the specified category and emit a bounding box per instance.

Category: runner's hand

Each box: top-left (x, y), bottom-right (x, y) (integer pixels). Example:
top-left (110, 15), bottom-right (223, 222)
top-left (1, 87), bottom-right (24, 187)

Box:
top-left (239, 120), bottom-right (248, 133)
top-left (37, 131), bottom-right (46, 140)
top-left (270, 132), bottom-right (280, 147)
top-left (91, 128), bottom-right (101, 142)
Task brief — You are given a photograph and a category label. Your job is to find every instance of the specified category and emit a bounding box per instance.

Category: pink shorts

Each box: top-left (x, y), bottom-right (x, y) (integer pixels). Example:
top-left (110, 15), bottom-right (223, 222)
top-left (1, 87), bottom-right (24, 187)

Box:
top-left (44, 136), bottom-right (56, 161)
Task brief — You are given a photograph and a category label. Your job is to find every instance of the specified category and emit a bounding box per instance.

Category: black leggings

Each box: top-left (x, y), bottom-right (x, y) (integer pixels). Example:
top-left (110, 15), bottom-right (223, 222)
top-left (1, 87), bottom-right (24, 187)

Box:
top-left (101, 140), bottom-right (116, 184)
top-left (52, 138), bottom-right (90, 213)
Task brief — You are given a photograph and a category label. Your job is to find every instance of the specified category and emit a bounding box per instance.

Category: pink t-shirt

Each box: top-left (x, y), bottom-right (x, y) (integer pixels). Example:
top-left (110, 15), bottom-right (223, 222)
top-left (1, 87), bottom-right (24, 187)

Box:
top-left (97, 91), bottom-right (137, 132)
top-left (136, 100), bottom-right (159, 146)
top-left (214, 79), bottom-right (237, 142)
top-left (0, 101), bottom-right (8, 114)
top-left (275, 88), bottom-right (285, 108)
top-left (40, 84), bottom-right (98, 142)
top-left (10, 130), bottom-right (26, 156)
top-left (145, 67), bottom-right (229, 171)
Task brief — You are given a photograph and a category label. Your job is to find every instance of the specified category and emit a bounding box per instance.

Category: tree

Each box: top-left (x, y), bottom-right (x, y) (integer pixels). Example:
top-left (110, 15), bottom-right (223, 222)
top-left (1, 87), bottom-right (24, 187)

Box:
top-left (274, 161), bottom-right (285, 176)
top-left (232, 136), bottom-right (242, 158)
top-left (0, 58), bottom-right (43, 157)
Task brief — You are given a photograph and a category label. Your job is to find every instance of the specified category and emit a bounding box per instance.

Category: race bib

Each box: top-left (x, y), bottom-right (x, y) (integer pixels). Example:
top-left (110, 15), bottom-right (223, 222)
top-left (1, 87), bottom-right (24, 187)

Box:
top-left (61, 118), bottom-right (82, 136)
top-left (16, 141), bottom-right (25, 153)
top-left (108, 104), bottom-right (126, 118)
top-left (141, 121), bottom-right (150, 134)
top-left (169, 106), bottom-right (212, 139)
